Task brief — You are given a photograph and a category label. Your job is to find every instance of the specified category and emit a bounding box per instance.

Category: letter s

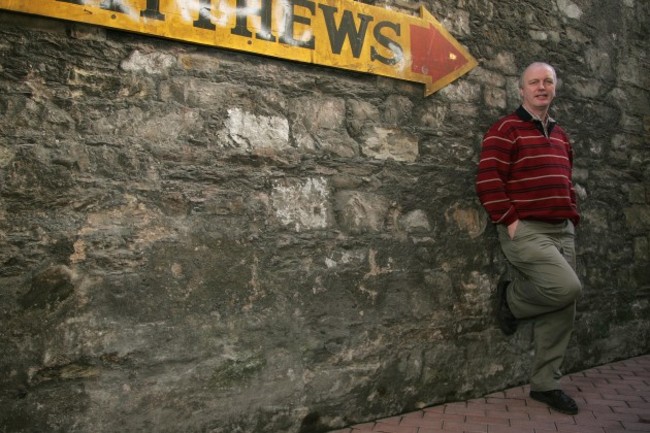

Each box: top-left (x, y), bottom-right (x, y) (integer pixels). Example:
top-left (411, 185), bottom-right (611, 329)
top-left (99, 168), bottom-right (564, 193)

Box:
top-left (371, 21), bottom-right (402, 65)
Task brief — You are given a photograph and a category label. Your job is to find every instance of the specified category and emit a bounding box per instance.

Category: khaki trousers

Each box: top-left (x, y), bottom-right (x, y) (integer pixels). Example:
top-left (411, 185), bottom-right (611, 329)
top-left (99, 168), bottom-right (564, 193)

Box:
top-left (497, 219), bottom-right (582, 392)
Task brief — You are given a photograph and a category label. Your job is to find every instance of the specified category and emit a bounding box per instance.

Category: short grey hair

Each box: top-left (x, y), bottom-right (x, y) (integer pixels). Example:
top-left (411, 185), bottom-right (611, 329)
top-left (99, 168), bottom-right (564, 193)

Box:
top-left (518, 62), bottom-right (558, 89)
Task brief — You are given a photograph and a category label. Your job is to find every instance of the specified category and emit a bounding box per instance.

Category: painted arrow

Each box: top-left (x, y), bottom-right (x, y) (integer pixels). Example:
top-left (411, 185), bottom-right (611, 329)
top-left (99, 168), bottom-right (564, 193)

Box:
top-left (409, 6), bottom-right (477, 95)
top-left (0, 0), bottom-right (478, 96)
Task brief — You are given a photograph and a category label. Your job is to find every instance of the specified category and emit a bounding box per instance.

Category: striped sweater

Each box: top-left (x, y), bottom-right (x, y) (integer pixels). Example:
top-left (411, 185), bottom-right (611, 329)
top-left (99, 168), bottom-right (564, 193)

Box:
top-left (476, 106), bottom-right (580, 226)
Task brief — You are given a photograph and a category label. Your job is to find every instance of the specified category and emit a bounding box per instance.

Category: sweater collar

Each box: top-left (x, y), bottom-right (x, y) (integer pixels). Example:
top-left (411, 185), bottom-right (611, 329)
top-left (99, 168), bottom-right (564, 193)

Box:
top-left (516, 105), bottom-right (557, 136)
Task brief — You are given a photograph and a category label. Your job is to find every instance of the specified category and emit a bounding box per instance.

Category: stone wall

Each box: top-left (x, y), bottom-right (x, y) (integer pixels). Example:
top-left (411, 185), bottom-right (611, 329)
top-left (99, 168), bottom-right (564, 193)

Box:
top-left (0, 0), bottom-right (648, 431)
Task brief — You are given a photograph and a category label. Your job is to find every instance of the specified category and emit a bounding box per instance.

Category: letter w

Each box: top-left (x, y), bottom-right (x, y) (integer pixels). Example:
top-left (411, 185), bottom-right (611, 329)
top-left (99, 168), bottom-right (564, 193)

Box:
top-left (319, 5), bottom-right (373, 58)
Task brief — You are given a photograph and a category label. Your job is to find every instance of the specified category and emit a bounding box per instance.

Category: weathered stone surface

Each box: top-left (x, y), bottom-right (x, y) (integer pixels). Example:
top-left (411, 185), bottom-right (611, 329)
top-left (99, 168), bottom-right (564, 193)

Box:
top-left (0, 0), bottom-right (648, 432)
top-left (334, 191), bottom-right (390, 233)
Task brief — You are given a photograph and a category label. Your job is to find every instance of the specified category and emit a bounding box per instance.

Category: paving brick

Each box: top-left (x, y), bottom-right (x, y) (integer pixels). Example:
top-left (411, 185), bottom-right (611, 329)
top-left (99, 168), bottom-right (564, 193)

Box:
top-left (325, 355), bottom-right (650, 433)
top-left (485, 409), bottom-right (531, 422)
top-left (568, 411), bottom-right (597, 422)
top-left (421, 412), bottom-right (465, 424)
top-left (627, 402), bottom-right (650, 410)
top-left (620, 422), bottom-right (650, 432)
top-left (600, 393), bottom-right (645, 402)
top-left (486, 396), bottom-right (527, 407)
top-left (615, 387), bottom-right (649, 397)
top-left (583, 398), bottom-right (631, 407)
top-left (594, 412), bottom-right (641, 423)
top-left (350, 422), bottom-right (376, 431)
top-left (485, 391), bottom-right (507, 398)
top-left (503, 386), bottom-right (529, 399)
top-left (483, 398), bottom-right (511, 410)
top-left (521, 404), bottom-right (556, 417)
top-left (508, 418), bottom-right (557, 430)
top-left (415, 427), bottom-right (445, 433)
top-left (613, 407), bottom-right (650, 416)
top-left (464, 414), bottom-right (510, 426)
top-left (399, 412), bottom-right (426, 426)
top-left (379, 416), bottom-right (402, 425)
top-left (400, 411), bottom-right (424, 422)
top-left (444, 403), bottom-right (479, 416)
top-left (372, 423), bottom-right (418, 433)
top-left (441, 420), bottom-right (488, 432)
top-left (422, 405), bottom-right (445, 414)
top-left (572, 417), bottom-right (627, 429)
top-left (485, 425), bottom-right (535, 433)
top-left (527, 411), bottom-right (575, 423)
top-left (582, 404), bottom-right (617, 415)
top-left (398, 416), bottom-right (440, 428)
top-left (558, 427), bottom-right (605, 433)
top-left (605, 427), bottom-right (644, 433)
top-left (556, 423), bottom-right (607, 432)
top-left (587, 372), bottom-right (626, 381)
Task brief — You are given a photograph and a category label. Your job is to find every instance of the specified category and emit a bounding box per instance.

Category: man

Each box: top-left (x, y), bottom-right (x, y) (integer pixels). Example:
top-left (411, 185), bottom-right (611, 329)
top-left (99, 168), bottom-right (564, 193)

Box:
top-left (476, 62), bottom-right (582, 415)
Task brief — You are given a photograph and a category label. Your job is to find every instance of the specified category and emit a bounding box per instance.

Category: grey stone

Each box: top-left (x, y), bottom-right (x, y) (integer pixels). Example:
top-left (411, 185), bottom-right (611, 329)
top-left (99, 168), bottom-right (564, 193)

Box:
top-left (360, 127), bottom-right (419, 162)
top-left (120, 49), bottom-right (176, 74)
top-left (334, 191), bottom-right (390, 233)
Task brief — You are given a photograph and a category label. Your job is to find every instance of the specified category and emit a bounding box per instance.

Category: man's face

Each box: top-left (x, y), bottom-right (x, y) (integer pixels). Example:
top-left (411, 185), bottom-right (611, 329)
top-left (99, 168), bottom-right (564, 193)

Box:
top-left (519, 64), bottom-right (557, 116)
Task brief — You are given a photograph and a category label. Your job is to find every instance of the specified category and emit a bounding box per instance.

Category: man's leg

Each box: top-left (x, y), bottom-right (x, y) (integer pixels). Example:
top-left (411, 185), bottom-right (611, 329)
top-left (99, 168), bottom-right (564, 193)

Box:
top-left (498, 220), bottom-right (581, 319)
top-left (530, 301), bottom-right (576, 391)
top-left (497, 220), bottom-right (582, 391)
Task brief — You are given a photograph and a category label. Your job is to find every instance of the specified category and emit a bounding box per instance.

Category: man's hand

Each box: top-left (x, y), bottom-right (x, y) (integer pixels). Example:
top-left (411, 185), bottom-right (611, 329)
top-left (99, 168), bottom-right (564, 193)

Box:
top-left (507, 219), bottom-right (519, 239)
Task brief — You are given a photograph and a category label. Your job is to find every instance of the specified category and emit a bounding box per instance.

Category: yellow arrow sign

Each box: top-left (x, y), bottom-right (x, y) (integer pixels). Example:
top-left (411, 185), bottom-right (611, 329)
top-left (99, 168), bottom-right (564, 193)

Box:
top-left (0, 0), bottom-right (477, 95)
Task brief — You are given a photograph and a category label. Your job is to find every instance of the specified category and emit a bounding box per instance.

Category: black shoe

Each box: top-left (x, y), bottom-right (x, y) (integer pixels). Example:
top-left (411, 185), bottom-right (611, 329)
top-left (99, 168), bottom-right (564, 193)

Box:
top-left (496, 274), bottom-right (517, 335)
top-left (530, 390), bottom-right (579, 415)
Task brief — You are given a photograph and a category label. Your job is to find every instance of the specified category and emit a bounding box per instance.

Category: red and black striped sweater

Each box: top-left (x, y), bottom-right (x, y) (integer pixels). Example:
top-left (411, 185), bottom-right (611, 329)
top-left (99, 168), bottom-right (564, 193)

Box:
top-left (476, 106), bottom-right (580, 227)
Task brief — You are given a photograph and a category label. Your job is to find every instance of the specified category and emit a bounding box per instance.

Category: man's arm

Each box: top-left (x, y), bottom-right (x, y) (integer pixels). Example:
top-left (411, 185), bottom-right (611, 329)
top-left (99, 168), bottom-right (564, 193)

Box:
top-left (475, 122), bottom-right (519, 227)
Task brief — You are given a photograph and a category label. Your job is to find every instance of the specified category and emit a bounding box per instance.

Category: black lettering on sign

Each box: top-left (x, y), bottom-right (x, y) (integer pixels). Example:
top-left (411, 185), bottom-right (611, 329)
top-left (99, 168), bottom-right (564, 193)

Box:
top-left (319, 5), bottom-right (373, 58)
top-left (193, 0), bottom-right (215, 30)
top-left (141, 0), bottom-right (165, 21)
top-left (371, 21), bottom-right (401, 65)
top-left (231, 0), bottom-right (276, 42)
top-left (279, 0), bottom-right (316, 49)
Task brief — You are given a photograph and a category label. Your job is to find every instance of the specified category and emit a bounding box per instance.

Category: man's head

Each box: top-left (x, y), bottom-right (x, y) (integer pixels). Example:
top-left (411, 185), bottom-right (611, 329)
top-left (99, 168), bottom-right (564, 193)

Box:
top-left (519, 62), bottom-right (557, 118)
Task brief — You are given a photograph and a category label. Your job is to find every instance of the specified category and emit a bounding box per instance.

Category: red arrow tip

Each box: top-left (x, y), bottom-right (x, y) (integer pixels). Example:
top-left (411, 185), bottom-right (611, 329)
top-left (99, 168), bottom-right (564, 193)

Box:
top-left (410, 23), bottom-right (470, 82)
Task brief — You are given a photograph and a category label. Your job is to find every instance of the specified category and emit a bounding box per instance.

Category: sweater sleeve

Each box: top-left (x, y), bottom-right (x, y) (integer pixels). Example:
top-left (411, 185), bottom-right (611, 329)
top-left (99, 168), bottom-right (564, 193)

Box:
top-left (567, 139), bottom-right (581, 226)
top-left (475, 121), bottom-right (518, 226)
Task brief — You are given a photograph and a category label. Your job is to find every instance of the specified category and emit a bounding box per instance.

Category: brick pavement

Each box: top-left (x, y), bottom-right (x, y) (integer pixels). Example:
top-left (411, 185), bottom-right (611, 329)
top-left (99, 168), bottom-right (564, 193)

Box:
top-left (328, 354), bottom-right (650, 433)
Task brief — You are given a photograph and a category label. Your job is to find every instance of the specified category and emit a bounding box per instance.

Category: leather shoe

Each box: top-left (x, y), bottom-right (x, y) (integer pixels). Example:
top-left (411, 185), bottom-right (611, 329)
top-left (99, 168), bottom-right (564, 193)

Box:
top-left (496, 274), bottom-right (517, 335)
top-left (530, 390), bottom-right (579, 415)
